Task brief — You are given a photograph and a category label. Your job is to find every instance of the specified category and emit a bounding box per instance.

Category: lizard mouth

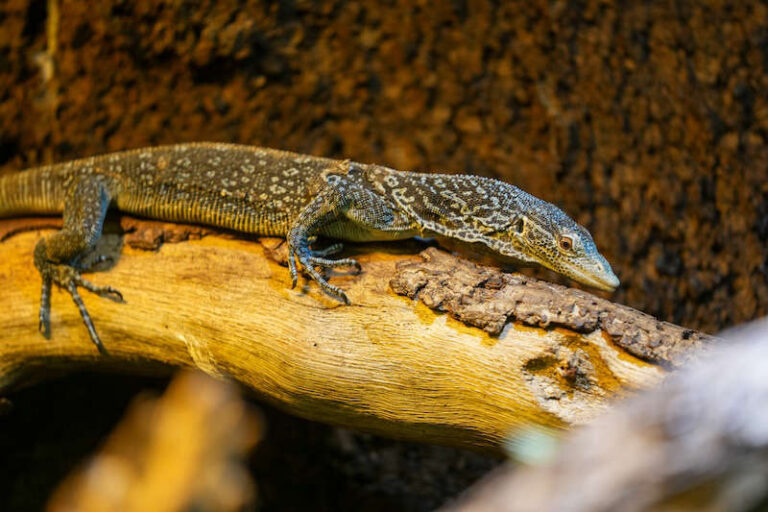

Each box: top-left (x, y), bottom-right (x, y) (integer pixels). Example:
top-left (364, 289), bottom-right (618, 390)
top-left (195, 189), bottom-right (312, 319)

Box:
top-left (575, 268), bottom-right (620, 291)
top-left (531, 253), bottom-right (619, 292)
top-left (559, 259), bottom-right (620, 292)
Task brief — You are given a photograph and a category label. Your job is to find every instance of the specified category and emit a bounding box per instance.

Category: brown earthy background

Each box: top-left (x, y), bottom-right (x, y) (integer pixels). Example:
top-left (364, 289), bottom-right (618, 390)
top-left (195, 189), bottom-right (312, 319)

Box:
top-left (0, 0), bottom-right (766, 510)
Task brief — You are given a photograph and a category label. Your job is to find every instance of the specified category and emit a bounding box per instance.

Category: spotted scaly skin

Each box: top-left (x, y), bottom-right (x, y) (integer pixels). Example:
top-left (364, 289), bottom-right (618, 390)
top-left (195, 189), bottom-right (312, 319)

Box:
top-left (0, 143), bottom-right (619, 352)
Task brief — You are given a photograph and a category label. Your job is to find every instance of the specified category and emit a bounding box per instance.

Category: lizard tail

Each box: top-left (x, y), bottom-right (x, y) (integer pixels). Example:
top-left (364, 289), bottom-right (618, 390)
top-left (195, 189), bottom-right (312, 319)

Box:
top-left (0, 166), bottom-right (65, 218)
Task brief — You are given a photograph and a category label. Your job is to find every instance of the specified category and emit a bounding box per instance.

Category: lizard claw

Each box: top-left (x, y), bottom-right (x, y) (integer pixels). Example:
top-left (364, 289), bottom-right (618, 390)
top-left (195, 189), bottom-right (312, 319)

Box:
top-left (288, 246), bottom-right (299, 289)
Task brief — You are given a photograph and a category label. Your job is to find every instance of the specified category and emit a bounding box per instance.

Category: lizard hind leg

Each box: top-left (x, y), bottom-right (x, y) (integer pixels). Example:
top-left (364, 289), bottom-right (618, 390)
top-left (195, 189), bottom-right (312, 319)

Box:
top-left (34, 176), bottom-right (122, 353)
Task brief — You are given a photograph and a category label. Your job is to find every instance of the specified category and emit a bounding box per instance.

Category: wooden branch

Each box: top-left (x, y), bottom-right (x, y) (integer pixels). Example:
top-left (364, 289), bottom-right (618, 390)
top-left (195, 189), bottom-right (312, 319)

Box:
top-left (0, 216), bottom-right (713, 452)
top-left (445, 320), bottom-right (768, 512)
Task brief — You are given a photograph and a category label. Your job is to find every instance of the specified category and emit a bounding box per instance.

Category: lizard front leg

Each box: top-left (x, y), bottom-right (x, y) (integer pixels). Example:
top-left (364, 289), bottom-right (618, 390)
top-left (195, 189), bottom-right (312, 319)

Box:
top-left (287, 187), bottom-right (361, 303)
top-left (35, 176), bottom-right (122, 353)
top-left (287, 172), bottom-right (398, 303)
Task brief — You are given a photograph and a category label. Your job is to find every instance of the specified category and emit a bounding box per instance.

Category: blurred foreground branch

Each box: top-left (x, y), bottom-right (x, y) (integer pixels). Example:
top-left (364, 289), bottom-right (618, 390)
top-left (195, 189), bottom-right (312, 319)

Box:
top-left (47, 371), bottom-right (260, 512)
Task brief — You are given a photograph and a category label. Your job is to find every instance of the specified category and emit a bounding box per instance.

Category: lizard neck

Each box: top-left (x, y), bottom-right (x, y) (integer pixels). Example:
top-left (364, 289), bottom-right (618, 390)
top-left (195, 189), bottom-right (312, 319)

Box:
top-left (363, 166), bottom-right (538, 265)
top-left (364, 167), bottom-right (502, 237)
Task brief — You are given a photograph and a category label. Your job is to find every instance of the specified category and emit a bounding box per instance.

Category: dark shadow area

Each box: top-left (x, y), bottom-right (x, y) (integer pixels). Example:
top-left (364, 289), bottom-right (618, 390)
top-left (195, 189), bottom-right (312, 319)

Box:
top-left (0, 373), bottom-right (498, 511)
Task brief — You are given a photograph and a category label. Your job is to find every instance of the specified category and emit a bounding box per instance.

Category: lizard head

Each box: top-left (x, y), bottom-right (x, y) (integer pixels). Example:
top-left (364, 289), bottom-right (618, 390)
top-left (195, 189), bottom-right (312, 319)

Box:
top-left (481, 189), bottom-right (620, 292)
top-left (377, 171), bottom-right (620, 292)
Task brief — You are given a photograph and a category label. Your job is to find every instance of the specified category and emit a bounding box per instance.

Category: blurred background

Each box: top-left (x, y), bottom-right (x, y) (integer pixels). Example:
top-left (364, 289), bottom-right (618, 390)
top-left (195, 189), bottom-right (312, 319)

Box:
top-left (0, 0), bottom-right (765, 510)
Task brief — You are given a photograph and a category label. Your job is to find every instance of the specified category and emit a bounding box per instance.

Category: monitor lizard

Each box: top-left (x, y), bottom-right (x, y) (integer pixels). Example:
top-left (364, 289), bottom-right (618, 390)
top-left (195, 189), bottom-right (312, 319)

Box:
top-left (0, 142), bottom-right (620, 353)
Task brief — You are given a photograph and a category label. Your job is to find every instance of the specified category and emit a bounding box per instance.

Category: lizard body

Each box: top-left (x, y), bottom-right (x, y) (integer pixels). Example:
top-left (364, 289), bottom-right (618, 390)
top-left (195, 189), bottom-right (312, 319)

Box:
top-left (0, 142), bottom-right (619, 352)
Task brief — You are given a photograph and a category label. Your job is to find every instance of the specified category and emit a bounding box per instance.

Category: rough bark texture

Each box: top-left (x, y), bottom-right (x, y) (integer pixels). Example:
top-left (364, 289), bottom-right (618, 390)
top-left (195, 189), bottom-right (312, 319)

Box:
top-left (391, 248), bottom-right (714, 368)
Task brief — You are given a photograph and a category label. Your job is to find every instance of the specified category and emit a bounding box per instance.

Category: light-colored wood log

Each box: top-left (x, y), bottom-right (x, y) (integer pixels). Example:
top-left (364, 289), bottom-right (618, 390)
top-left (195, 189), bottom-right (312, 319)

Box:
top-left (0, 217), bottom-right (692, 452)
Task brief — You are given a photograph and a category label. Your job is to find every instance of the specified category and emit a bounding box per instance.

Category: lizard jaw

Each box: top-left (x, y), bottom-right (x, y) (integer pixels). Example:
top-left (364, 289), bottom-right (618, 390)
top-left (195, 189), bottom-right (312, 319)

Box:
top-left (485, 243), bottom-right (620, 292)
top-left (578, 269), bottom-right (620, 292)
top-left (558, 257), bottom-right (620, 292)
top-left (525, 249), bottom-right (619, 292)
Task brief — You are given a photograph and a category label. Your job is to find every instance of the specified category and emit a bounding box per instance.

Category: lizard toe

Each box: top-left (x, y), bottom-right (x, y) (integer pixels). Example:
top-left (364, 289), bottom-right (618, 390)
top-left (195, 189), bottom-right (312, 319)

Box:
top-left (38, 277), bottom-right (52, 339)
top-left (74, 275), bottom-right (124, 302)
top-left (306, 255), bottom-right (360, 272)
top-left (288, 247), bottom-right (300, 289)
top-left (66, 280), bottom-right (109, 355)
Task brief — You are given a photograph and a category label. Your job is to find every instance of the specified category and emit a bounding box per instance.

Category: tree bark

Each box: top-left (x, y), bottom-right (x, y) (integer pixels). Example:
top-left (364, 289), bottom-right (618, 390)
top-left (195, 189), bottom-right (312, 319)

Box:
top-left (0, 216), bottom-right (713, 452)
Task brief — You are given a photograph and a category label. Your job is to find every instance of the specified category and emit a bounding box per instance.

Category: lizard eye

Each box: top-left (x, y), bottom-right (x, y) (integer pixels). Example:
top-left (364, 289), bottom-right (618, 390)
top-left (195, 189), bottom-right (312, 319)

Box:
top-left (559, 235), bottom-right (573, 251)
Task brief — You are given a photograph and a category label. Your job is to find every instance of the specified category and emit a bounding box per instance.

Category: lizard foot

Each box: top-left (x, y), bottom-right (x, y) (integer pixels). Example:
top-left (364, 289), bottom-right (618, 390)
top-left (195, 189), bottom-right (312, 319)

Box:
top-left (287, 245), bottom-right (361, 304)
top-left (37, 261), bottom-right (123, 355)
